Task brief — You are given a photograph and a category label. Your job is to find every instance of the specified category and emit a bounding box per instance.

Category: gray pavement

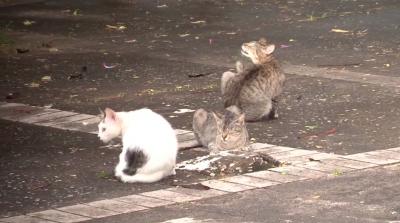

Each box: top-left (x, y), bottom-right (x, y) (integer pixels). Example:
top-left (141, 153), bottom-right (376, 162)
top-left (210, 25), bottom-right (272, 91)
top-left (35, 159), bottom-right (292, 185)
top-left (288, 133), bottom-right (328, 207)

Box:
top-left (0, 0), bottom-right (399, 222)
top-left (84, 164), bottom-right (400, 223)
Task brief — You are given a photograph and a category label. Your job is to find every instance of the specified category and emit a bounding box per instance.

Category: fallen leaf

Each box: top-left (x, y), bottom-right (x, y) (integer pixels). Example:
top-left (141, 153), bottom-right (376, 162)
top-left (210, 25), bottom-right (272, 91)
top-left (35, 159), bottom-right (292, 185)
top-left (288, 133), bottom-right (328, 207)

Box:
top-left (102, 63), bottom-right (118, 69)
top-left (125, 39), bottom-right (137, 43)
top-left (23, 20), bottom-right (35, 26)
top-left (73, 9), bottom-right (80, 16)
top-left (179, 34), bottom-right (190, 37)
top-left (331, 28), bottom-right (350, 33)
top-left (191, 20), bottom-right (206, 24)
top-left (106, 24), bottom-right (127, 31)
top-left (41, 76), bottom-right (52, 82)
top-left (28, 82), bottom-right (40, 88)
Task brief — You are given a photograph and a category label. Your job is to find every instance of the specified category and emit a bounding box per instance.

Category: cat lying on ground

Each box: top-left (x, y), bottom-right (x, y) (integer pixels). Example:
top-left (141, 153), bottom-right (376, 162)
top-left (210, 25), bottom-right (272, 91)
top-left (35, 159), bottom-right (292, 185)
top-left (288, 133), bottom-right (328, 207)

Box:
top-left (193, 105), bottom-right (249, 153)
top-left (221, 38), bottom-right (286, 122)
top-left (98, 108), bottom-right (178, 183)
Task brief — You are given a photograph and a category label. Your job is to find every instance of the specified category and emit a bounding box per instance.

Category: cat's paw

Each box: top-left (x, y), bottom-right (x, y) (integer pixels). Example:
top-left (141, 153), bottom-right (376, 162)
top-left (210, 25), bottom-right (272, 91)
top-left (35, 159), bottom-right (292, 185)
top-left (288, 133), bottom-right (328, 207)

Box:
top-left (170, 169), bottom-right (176, 176)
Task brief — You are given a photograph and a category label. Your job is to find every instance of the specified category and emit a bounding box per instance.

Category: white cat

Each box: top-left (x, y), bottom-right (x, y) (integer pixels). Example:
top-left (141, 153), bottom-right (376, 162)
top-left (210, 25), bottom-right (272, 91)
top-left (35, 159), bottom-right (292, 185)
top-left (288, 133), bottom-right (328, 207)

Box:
top-left (98, 108), bottom-right (178, 183)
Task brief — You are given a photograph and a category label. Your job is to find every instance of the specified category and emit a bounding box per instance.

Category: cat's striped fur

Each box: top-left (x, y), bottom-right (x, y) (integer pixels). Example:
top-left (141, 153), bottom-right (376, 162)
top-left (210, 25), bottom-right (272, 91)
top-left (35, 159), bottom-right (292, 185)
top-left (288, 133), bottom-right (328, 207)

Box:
top-left (222, 38), bottom-right (285, 121)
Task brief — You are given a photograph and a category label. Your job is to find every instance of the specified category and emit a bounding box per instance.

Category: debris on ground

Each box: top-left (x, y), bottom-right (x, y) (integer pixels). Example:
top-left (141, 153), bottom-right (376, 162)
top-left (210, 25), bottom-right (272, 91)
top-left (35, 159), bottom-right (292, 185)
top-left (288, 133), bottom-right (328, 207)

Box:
top-left (5, 92), bottom-right (20, 100)
top-left (106, 24), bottom-right (127, 31)
top-left (173, 109), bottom-right (195, 114)
top-left (102, 63), bottom-right (118, 69)
top-left (16, 48), bottom-right (29, 54)
top-left (177, 150), bottom-right (280, 177)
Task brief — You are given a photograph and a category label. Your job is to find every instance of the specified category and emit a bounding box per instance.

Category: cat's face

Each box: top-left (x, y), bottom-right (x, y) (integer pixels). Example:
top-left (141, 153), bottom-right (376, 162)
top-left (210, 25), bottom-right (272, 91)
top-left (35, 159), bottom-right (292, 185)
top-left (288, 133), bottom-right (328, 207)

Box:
top-left (97, 108), bottom-right (122, 143)
top-left (214, 112), bottom-right (248, 149)
top-left (241, 38), bottom-right (275, 65)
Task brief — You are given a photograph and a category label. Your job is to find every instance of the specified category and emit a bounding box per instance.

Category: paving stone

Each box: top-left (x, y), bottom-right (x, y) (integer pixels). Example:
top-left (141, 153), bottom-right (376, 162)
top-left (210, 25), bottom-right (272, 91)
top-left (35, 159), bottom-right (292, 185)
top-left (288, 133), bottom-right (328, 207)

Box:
top-left (178, 139), bottom-right (200, 149)
top-left (86, 199), bottom-right (147, 213)
top-left (282, 152), bottom-right (340, 165)
top-left (37, 114), bottom-right (95, 126)
top-left (269, 166), bottom-right (326, 179)
top-left (19, 111), bottom-right (76, 124)
top-left (141, 189), bottom-right (202, 203)
top-left (166, 186), bottom-right (228, 199)
top-left (387, 147), bottom-right (400, 153)
top-left (272, 149), bottom-right (319, 160)
top-left (200, 180), bottom-right (255, 192)
top-left (365, 150), bottom-right (400, 160)
top-left (28, 209), bottom-right (90, 223)
top-left (256, 146), bottom-right (296, 154)
top-left (320, 158), bottom-right (378, 169)
top-left (0, 215), bottom-right (56, 223)
top-left (222, 175), bottom-right (280, 188)
top-left (294, 161), bottom-right (354, 174)
top-left (344, 153), bottom-right (400, 165)
top-left (115, 194), bottom-right (174, 208)
top-left (244, 170), bottom-right (307, 183)
top-left (176, 132), bottom-right (196, 142)
top-left (249, 143), bottom-right (275, 151)
top-left (57, 204), bottom-right (119, 218)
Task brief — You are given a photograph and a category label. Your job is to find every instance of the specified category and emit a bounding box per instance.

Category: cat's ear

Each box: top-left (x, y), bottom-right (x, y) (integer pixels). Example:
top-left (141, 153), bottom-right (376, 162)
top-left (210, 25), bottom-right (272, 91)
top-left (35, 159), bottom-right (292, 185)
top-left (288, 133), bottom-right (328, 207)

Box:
top-left (262, 44), bottom-right (275, 55)
top-left (105, 108), bottom-right (117, 122)
top-left (259, 38), bottom-right (267, 45)
top-left (237, 114), bottom-right (246, 123)
top-left (98, 108), bottom-right (105, 119)
top-left (212, 112), bottom-right (222, 126)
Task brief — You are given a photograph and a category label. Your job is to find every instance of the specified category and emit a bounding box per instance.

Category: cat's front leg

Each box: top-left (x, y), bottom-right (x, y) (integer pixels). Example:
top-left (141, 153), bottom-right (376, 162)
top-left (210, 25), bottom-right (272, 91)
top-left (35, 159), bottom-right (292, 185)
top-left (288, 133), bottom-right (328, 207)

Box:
top-left (208, 142), bottom-right (220, 155)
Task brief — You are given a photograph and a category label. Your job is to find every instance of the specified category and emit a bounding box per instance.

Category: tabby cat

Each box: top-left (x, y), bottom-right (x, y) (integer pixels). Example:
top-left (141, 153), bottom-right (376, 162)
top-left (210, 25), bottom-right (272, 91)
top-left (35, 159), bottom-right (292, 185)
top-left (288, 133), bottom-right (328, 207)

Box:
top-left (193, 105), bottom-right (249, 153)
top-left (221, 38), bottom-right (285, 122)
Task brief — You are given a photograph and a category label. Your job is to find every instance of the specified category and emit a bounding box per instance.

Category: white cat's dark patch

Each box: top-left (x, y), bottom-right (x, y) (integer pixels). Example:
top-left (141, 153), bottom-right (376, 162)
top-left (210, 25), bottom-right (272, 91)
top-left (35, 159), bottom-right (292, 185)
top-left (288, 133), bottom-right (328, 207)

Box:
top-left (123, 148), bottom-right (148, 176)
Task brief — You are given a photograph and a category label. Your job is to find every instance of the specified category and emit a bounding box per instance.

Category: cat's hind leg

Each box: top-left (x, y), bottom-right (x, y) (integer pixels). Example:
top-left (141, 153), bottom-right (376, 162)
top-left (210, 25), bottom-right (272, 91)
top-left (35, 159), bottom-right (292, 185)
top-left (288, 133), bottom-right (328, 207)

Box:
top-left (241, 99), bottom-right (272, 122)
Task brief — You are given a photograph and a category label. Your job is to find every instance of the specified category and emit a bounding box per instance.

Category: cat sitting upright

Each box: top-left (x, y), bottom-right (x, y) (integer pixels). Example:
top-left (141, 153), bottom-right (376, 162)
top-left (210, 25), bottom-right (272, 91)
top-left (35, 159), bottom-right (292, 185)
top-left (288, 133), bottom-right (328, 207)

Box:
top-left (98, 108), bottom-right (178, 183)
top-left (193, 105), bottom-right (249, 153)
top-left (221, 38), bottom-right (286, 122)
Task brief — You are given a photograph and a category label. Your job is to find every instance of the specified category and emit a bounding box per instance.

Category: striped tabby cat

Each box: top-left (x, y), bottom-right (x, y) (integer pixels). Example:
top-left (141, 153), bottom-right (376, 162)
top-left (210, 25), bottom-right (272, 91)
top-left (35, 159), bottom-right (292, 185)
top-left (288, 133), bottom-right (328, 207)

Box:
top-left (221, 38), bottom-right (285, 122)
top-left (193, 105), bottom-right (249, 153)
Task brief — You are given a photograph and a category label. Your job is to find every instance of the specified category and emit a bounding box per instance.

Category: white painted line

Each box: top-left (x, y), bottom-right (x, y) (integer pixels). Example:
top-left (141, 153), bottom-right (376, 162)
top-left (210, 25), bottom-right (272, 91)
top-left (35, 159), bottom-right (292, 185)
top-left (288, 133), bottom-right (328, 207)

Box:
top-left (222, 175), bottom-right (280, 188)
top-left (86, 199), bottom-right (147, 214)
top-left (200, 180), bottom-right (255, 192)
top-left (57, 204), bottom-right (119, 218)
top-left (141, 189), bottom-right (201, 202)
top-left (283, 63), bottom-right (400, 90)
top-left (28, 209), bottom-right (91, 223)
top-left (115, 194), bottom-right (175, 208)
